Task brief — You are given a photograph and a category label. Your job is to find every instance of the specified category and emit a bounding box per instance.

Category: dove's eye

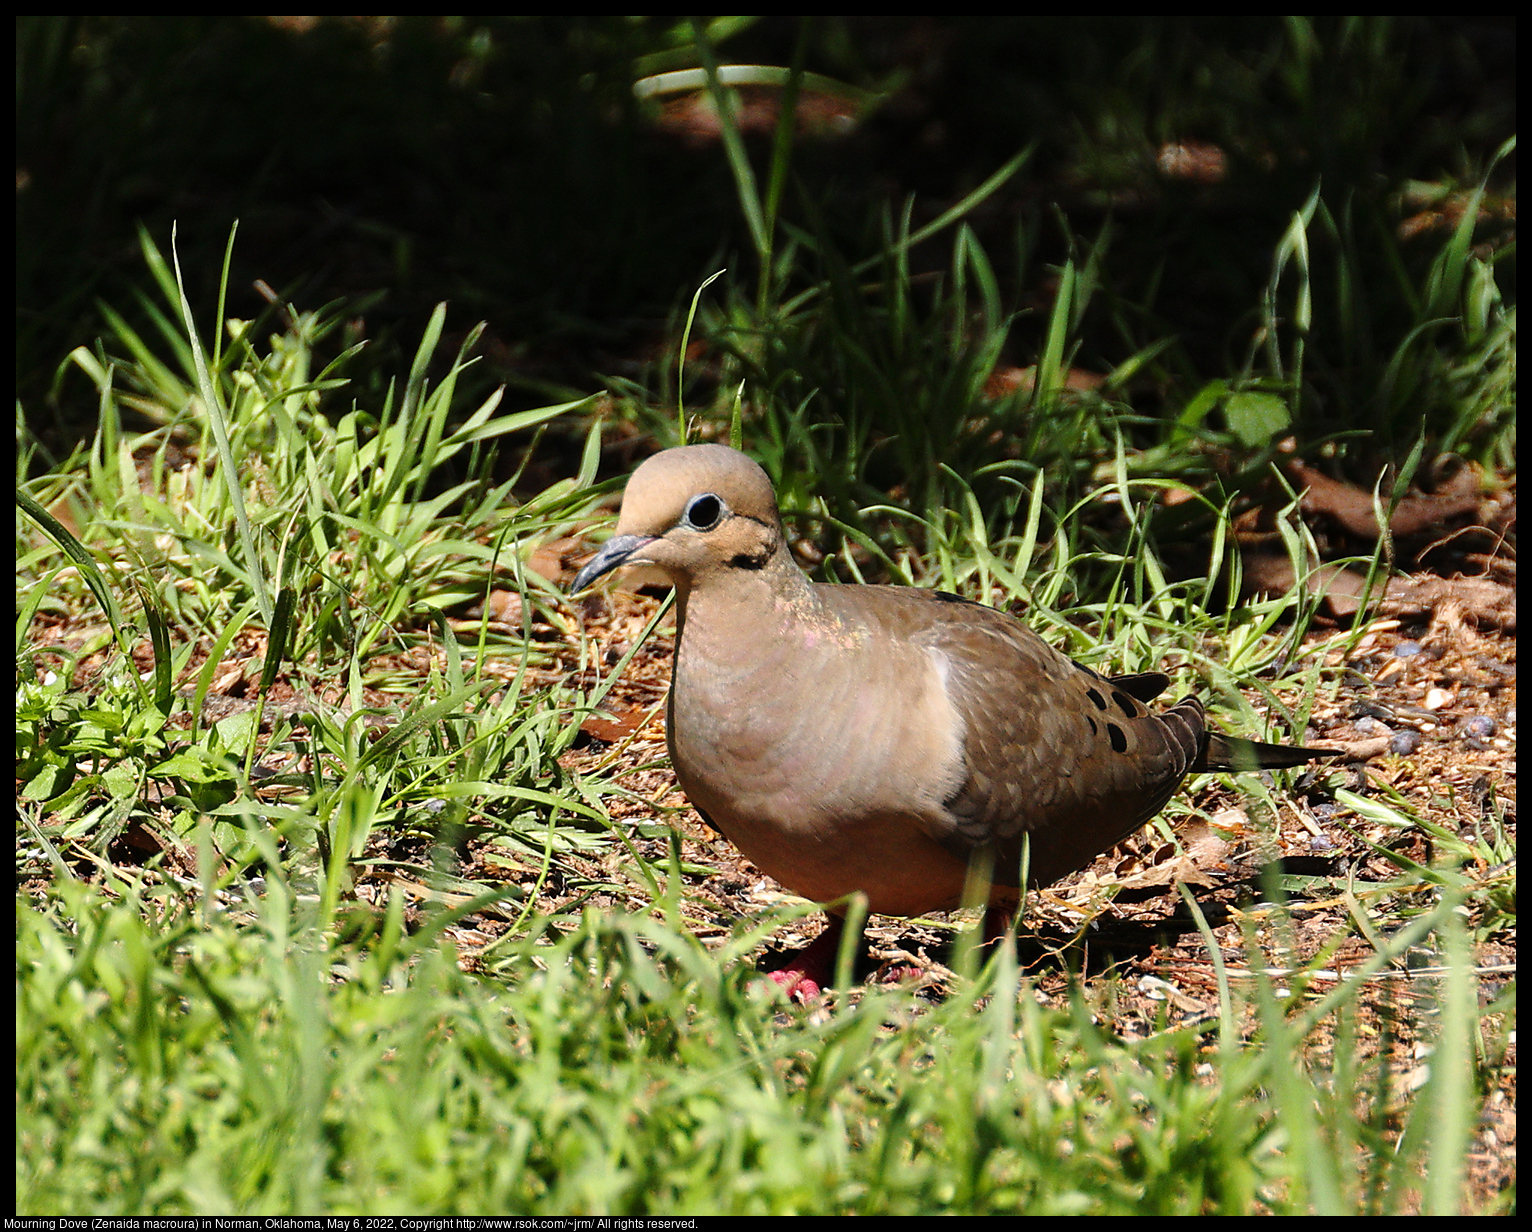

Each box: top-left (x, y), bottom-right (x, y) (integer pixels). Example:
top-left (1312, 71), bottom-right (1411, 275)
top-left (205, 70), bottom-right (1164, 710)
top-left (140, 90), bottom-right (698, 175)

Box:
top-left (683, 493), bottom-right (724, 530)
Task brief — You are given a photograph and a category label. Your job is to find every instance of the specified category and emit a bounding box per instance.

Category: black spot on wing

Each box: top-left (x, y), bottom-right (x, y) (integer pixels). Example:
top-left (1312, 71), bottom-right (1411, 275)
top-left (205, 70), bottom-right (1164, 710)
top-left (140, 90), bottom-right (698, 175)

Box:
top-left (1111, 689), bottom-right (1141, 718)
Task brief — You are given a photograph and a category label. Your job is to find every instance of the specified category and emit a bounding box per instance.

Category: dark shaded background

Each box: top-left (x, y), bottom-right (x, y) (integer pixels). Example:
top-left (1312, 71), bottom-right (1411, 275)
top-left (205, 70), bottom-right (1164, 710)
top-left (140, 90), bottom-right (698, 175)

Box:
top-left (17, 16), bottom-right (1516, 457)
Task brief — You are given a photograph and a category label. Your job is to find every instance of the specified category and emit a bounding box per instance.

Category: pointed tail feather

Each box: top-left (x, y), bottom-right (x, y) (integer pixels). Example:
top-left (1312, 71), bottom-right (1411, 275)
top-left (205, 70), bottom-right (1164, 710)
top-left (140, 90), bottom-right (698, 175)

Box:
top-left (1195, 733), bottom-right (1337, 773)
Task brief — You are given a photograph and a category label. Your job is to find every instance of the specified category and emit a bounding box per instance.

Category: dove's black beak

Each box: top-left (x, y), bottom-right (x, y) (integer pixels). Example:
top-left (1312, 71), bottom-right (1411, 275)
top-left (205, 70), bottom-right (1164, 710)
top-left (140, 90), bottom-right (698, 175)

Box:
top-left (569, 534), bottom-right (656, 593)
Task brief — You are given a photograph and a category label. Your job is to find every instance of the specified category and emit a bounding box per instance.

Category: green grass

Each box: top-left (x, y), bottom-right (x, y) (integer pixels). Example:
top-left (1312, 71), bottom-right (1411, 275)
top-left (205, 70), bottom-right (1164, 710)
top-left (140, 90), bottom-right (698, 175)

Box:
top-left (17, 861), bottom-right (1505, 1214)
top-left (17, 224), bottom-right (1513, 1214)
top-left (16, 20), bottom-right (1515, 1212)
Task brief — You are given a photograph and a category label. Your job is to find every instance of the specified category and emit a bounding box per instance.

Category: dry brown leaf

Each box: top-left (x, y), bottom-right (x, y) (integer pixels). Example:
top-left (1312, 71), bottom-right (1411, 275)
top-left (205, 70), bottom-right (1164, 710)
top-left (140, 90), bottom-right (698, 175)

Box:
top-left (1288, 459), bottom-right (1482, 540)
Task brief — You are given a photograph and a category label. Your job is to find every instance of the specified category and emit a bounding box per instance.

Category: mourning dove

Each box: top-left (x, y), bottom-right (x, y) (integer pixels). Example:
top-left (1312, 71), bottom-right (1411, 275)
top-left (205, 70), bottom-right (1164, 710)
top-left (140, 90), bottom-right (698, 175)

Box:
top-left (572, 444), bottom-right (1333, 997)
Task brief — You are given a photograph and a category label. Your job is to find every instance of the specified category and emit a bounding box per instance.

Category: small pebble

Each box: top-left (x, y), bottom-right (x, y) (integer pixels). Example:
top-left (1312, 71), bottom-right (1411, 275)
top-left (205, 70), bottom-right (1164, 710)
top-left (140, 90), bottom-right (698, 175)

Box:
top-left (1390, 730), bottom-right (1422, 756)
top-left (1309, 833), bottom-right (1338, 852)
top-left (1464, 715), bottom-right (1496, 739)
top-left (1423, 687), bottom-right (1453, 711)
top-left (1393, 640), bottom-right (1423, 658)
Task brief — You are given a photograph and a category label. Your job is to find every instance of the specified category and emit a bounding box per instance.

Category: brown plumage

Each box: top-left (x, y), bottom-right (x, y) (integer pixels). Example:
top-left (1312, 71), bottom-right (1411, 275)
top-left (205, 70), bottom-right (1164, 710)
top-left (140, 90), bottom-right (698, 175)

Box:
top-left (572, 444), bottom-right (1333, 996)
